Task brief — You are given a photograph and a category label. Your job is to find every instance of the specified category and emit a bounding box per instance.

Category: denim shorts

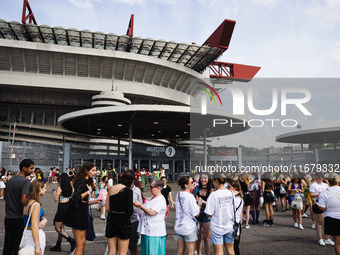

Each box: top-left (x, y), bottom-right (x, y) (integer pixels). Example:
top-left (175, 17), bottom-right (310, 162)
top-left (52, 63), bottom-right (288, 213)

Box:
top-left (210, 230), bottom-right (234, 245)
top-left (177, 230), bottom-right (197, 243)
top-left (197, 211), bottom-right (210, 223)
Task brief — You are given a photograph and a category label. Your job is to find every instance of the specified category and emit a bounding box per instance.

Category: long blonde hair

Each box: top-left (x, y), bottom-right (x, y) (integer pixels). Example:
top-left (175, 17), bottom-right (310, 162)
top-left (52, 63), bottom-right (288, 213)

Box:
top-left (241, 173), bottom-right (250, 186)
top-left (24, 179), bottom-right (45, 207)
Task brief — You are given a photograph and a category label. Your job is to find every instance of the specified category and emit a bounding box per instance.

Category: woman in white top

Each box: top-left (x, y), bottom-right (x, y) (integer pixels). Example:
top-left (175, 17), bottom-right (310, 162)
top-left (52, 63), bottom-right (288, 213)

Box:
top-left (133, 180), bottom-right (167, 255)
top-left (175, 176), bottom-right (202, 255)
top-left (228, 180), bottom-right (244, 255)
top-left (0, 168), bottom-right (7, 199)
top-left (205, 174), bottom-right (235, 255)
top-left (309, 173), bottom-right (334, 246)
top-left (317, 173), bottom-right (340, 254)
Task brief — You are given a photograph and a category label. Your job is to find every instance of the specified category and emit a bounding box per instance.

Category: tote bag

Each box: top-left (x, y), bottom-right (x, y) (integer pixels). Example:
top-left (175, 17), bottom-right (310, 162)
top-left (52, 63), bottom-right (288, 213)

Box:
top-left (86, 207), bottom-right (96, 241)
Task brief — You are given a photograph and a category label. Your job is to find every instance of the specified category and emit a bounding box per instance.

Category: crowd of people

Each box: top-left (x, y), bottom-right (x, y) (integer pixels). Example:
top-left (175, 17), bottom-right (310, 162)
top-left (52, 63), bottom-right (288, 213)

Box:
top-left (1, 161), bottom-right (340, 255)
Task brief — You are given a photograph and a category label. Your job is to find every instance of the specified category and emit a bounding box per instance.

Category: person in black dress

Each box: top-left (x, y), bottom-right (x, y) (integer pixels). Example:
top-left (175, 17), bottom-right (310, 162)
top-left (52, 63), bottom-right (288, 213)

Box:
top-left (65, 162), bottom-right (100, 255)
top-left (50, 173), bottom-right (76, 252)
top-left (161, 176), bottom-right (174, 219)
top-left (105, 170), bottom-right (134, 255)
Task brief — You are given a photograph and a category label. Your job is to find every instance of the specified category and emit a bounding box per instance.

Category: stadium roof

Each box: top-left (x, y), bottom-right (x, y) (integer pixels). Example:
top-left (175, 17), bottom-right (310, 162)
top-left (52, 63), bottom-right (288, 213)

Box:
top-left (276, 127), bottom-right (340, 144)
top-left (0, 19), bottom-right (223, 73)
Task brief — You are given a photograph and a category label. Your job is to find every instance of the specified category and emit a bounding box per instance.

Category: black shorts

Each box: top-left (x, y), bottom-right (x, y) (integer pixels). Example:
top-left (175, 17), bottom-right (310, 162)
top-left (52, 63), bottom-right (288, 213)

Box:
top-left (263, 191), bottom-right (274, 204)
top-left (105, 212), bottom-right (131, 240)
top-left (274, 188), bottom-right (286, 198)
top-left (129, 221), bottom-right (139, 250)
top-left (324, 217), bottom-right (340, 236)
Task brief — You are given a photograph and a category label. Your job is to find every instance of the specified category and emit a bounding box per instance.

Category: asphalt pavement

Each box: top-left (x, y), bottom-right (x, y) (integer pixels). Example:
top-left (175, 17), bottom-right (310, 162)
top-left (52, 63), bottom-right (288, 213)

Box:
top-left (0, 182), bottom-right (335, 255)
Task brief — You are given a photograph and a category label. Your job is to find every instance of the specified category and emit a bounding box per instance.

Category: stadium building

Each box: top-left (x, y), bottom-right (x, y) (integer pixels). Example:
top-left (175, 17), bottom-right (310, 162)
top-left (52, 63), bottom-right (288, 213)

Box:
top-left (0, 1), bottom-right (260, 174)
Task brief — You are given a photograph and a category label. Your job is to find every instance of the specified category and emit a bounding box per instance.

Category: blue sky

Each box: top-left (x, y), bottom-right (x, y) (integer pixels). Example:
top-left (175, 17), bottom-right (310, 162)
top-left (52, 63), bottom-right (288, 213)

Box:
top-left (2, 0), bottom-right (340, 78)
top-left (1, 0), bottom-right (340, 147)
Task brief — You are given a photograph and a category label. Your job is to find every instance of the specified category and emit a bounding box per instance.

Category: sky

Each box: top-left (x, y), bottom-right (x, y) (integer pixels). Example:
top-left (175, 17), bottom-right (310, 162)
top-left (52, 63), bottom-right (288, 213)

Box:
top-left (1, 0), bottom-right (340, 148)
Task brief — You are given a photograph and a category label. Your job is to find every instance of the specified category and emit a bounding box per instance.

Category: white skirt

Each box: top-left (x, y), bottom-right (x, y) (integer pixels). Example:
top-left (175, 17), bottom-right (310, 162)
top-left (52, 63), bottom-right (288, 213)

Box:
top-left (21, 229), bottom-right (46, 255)
top-left (0, 181), bottom-right (5, 189)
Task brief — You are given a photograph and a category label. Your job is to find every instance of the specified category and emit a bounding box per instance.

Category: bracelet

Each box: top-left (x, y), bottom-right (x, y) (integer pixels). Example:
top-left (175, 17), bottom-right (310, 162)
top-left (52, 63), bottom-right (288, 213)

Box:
top-left (34, 243), bottom-right (40, 247)
top-left (198, 202), bottom-right (202, 206)
top-left (87, 190), bottom-right (91, 195)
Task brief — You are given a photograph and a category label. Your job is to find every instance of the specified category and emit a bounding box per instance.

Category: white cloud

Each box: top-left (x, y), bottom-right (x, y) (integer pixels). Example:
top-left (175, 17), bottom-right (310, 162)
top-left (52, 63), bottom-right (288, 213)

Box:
top-left (307, 0), bottom-right (340, 29)
top-left (329, 41), bottom-right (340, 64)
top-left (68, 0), bottom-right (100, 9)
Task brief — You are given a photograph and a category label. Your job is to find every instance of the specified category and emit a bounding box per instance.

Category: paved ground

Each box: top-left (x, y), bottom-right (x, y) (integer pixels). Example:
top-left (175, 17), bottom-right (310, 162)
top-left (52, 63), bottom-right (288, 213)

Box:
top-left (0, 183), bottom-right (335, 255)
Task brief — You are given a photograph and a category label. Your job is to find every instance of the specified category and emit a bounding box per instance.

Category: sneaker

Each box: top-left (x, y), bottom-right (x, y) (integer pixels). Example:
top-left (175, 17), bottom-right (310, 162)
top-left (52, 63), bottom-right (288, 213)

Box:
top-left (302, 213), bottom-right (308, 218)
top-left (318, 239), bottom-right (326, 246)
top-left (294, 222), bottom-right (298, 228)
top-left (245, 224), bottom-right (250, 229)
top-left (311, 222), bottom-right (316, 229)
top-left (0, 197), bottom-right (3, 199)
top-left (100, 214), bottom-right (105, 220)
top-left (325, 239), bottom-right (335, 246)
top-left (298, 224), bottom-right (304, 230)
top-left (263, 221), bottom-right (271, 227)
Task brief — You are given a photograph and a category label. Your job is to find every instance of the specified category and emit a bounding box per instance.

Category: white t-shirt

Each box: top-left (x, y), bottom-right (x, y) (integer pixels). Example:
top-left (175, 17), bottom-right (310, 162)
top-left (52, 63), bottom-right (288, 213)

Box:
top-left (234, 196), bottom-right (244, 224)
top-left (204, 189), bottom-right (234, 235)
top-left (174, 191), bottom-right (200, 236)
top-left (318, 186), bottom-right (340, 220)
top-left (138, 195), bottom-right (167, 236)
top-left (310, 182), bottom-right (329, 202)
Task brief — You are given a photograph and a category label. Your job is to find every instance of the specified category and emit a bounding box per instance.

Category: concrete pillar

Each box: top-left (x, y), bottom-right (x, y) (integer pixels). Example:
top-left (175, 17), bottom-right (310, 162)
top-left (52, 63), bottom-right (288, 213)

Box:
top-left (203, 128), bottom-right (207, 168)
top-left (129, 123), bottom-right (133, 170)
top-left (62, 143), bottom-right (71, 173)
top-left (238, 146), bottom-right (243, 170)
top-left (0, 141), bottom-right (3, 168)
top-left (314, 148), bottom-right (319, 164)
top-left (183, 160), bottom-right (185, 173)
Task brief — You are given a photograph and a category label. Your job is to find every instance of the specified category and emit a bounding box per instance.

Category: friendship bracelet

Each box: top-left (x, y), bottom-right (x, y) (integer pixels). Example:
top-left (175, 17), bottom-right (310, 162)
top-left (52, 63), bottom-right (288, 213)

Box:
top-left (34, 243), bottom-right (41, 247)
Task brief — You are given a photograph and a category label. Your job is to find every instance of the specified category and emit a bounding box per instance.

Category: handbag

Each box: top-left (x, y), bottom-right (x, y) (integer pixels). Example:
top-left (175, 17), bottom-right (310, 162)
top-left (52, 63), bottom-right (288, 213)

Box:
top-left (86, 207), bottom-right (96, 241)
top-left (233, 194), bottom-right (243, 241)
top-left (280, 184), bottom-right (286, 194)
top-left (18, 202), bottom-right (37, 255)
top-left (291, 193), bottom-right (303, 210)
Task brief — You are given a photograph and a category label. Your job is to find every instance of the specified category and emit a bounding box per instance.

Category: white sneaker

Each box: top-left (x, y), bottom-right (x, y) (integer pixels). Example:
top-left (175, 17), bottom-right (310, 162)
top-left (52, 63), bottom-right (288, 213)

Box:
top-left (100, 214), bottom-right (105, 220)
top-left (137, 237), bottom-right (141, 246)
top-left (245, 224), bottom-right (250, 229)
top-left (0, 196), bottom-right (3, 199)
top-left (311, 222), bottom-right (316, 229)
top-left (318, 239), bottom-right (326, 246)
top-left (302, 213), bottom-right (308, 218)
top-left (298, 224), bottom-right (304, 230)
top-left (325, 239), bottom-right (335, 246)
top-left (294, 222), bottom-right (298, 228)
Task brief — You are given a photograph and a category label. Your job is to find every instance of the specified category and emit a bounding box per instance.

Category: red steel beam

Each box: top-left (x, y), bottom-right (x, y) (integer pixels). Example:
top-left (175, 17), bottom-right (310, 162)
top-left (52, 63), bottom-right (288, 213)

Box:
top-left (210, 61), bottom-right (261, 82)
top-left (22, 0), bottom-right (37, 25)
top-left (202, 19), bottom-right (236, 52)
top-left (126, 14), bottom-right (134, 38)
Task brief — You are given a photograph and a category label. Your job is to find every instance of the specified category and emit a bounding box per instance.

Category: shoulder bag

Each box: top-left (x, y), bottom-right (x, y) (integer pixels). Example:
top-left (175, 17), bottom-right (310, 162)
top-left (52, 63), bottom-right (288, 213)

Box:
top-left (232, 192), bottom-right (242, 241)
top-left (18, 202), bottom-right (37, 255)
top-left (86, 206), bottom-right (96, 241)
